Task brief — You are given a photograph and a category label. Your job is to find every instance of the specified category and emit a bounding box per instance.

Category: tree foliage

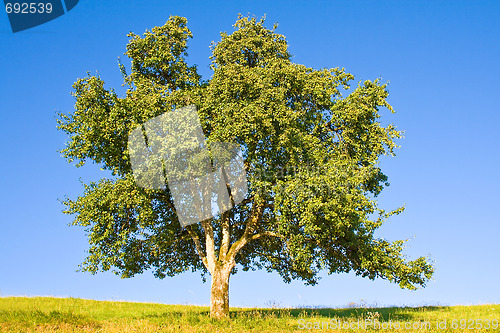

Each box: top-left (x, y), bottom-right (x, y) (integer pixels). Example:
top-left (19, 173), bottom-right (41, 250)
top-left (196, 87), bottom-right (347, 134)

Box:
top-left (58, 15), bottom-right (433, 311)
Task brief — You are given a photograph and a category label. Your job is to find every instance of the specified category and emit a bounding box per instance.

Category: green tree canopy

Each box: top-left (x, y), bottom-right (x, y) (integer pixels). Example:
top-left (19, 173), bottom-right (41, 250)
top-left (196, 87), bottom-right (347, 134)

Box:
top-left (58, 15), bottom-right (433, 319)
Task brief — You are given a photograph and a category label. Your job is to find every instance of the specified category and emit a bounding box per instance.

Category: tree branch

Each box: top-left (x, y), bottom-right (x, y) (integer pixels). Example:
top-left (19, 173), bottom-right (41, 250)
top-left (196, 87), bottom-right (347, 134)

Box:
top-left (220, 211), bottom-right (231, 261)
top-left (219, 166), bottom-right (233, 261)
top-left (249, 231), bottom-right (284, 241)
top-left (202, 219), bottom-right (216, 273)
top-left (239, 196), bottom-right (254, 206)
top-left (225, 203), bottom-right (266, 263)
top-left (186, 225), bottom-right (209, 272)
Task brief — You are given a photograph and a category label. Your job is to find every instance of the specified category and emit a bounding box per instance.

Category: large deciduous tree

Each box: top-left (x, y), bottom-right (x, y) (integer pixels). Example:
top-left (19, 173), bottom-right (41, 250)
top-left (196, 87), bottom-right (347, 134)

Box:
top-left (58, 15), bottom-right (433, 319)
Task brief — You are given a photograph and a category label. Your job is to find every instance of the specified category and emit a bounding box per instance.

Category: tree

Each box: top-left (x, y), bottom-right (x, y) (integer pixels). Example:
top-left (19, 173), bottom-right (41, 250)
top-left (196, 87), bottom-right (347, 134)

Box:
top-left (57, 15), bottom-right (433, 319)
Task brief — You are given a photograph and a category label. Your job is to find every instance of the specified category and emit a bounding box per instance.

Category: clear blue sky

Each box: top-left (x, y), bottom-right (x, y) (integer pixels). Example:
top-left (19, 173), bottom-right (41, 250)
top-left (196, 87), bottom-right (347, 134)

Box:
top-left (1, 0), bottom-right (499, 308)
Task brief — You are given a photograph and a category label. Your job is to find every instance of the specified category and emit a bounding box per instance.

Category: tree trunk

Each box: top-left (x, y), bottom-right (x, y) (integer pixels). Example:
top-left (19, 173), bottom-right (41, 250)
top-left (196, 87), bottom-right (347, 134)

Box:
top-left (210, 265), bottom-right (231, 319)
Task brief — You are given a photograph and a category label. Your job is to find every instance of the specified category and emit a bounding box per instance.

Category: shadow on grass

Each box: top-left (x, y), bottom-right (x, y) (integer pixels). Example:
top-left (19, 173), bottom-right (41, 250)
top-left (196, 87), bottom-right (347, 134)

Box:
top-left (140, 305), bottom-right (448, 322)
top-left (231, 306), bottom-right (447, 321)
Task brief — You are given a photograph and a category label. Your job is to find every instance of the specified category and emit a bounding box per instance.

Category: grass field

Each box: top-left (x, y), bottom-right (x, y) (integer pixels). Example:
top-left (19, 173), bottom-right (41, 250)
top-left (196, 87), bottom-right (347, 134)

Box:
top-left (0, 297), bottom-right (498, 332)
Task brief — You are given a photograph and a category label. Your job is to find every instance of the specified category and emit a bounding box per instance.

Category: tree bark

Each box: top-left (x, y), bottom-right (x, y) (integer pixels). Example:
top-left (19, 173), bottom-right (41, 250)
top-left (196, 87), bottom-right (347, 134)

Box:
top-left (210, 264), bottom-right (231, 319)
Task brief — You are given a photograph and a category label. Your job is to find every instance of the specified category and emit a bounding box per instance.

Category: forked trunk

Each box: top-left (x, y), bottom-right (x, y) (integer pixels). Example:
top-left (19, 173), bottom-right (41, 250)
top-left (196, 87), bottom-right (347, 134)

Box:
top-left (210, 265), bottom-right (231, 319)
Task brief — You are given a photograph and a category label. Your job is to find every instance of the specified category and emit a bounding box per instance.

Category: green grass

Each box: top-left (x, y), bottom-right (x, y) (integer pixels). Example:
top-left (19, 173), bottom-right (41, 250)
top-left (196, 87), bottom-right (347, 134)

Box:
top-left (0, 297), bottom-right (498, 332)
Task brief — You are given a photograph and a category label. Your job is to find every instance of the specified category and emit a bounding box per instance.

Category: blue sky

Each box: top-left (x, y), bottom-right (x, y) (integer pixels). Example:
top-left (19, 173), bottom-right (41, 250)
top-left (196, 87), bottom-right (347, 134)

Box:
top-left (1, 0), bottom-right (499, 308)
